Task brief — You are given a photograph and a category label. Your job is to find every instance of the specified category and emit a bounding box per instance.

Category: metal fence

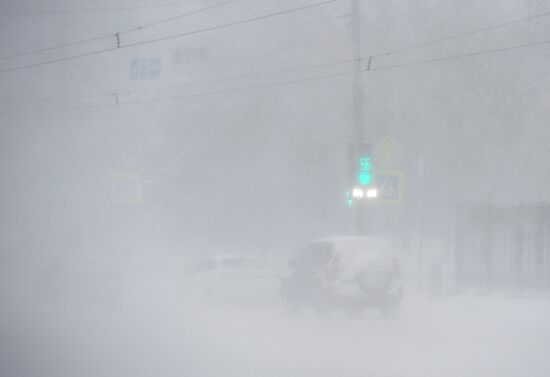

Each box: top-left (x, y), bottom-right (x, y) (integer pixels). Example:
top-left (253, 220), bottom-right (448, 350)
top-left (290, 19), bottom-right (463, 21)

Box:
top-left (455, 202), bottom-right (550, 290)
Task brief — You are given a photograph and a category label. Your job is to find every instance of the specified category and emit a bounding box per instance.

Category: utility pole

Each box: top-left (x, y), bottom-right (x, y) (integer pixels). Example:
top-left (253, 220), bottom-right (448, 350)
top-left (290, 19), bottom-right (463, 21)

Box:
top-left (418, 155), bottom-right (425, 290)
top-left (351, 0), bottom-right (368, 235)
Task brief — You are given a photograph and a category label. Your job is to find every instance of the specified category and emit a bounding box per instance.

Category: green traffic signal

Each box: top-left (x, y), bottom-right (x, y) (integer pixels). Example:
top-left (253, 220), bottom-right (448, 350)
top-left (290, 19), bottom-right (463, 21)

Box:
top-left (358, 157), bottom-right (372, 186)
top-left (358, 171), bottom-right (372, 185)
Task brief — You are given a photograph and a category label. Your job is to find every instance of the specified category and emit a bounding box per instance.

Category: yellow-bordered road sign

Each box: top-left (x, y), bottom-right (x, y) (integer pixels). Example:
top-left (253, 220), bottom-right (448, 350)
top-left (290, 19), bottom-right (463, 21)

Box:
top-left (374, 137), bottom-right (401, 167)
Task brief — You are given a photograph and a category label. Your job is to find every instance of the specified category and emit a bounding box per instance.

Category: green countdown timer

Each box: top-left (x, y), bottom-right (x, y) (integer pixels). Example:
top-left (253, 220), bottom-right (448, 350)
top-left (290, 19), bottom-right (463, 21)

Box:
top-left (358, 157), bottom-right (372, 185)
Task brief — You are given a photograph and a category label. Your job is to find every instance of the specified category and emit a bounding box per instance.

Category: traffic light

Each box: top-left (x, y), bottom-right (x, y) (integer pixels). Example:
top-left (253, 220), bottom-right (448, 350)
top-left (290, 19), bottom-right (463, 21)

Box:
top-left (358, 157), bottom-right (372, 185)
top-left (347, 142), bottom-right (377, 204)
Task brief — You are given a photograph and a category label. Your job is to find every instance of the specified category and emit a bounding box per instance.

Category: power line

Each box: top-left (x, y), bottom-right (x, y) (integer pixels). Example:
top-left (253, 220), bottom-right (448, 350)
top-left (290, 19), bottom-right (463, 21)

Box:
top-left (121, 0), bottom-right (339, 47)
top-left (0, 0), bottom-right (238, 61)
top-left (118, 0), bottom-right (237, 34)
top-left (0, 0), bottom-right (212, 16)
top-left (0, 58), bottom-right (354, 104)
top-left (0, 35), bottom-right (114, 62)
top-left (0, 93), bottom-right (114, 105)
top-left (371, 9), bottom-right (550, 58)
top-left (0, 102), bottom-right (118, 115)
top-left (0, 0), bottom-right (340, 74)
top-left (0, 68), bottom-right (357, 114)
top-left (369, 38), bottom-right (550, 71)
top-left (128, 58), bottom-right (355, 94)
top-left (130, 69), bottom-right (355, 104)
top-left (2, 37), bottom-right (549, 108)
top-left (0, 46), bottom-right (120, 74)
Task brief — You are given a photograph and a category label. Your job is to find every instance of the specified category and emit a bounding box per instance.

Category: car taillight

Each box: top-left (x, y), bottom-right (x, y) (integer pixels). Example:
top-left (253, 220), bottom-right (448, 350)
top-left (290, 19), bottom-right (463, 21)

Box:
top-left (393, 256), bottom-right (401, 277)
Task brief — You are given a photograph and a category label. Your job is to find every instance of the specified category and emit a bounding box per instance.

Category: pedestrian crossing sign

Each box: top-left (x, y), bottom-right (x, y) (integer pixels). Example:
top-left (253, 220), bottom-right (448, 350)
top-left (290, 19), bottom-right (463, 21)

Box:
top-left (374, 171), bottom-right (404, 205)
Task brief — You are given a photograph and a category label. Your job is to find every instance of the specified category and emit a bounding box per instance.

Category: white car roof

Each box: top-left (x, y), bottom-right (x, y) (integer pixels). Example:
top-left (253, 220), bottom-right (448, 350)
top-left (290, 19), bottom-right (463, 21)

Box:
top-left (311, 236), bottom-right (392, 253)
top-left (209, 254), bottom-right (265, 261)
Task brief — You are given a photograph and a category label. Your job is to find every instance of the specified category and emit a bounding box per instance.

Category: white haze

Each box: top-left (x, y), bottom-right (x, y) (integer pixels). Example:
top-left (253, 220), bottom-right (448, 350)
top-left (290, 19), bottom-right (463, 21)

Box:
top-left (1, 0), bottom-right (550, 376)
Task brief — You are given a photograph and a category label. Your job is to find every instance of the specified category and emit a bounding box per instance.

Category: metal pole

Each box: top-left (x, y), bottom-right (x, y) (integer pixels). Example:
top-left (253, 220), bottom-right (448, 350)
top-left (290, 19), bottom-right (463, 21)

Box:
top-left (418, 155), bottom-right (425, 290)
top-left (351, 0), bottom-right (367, 235)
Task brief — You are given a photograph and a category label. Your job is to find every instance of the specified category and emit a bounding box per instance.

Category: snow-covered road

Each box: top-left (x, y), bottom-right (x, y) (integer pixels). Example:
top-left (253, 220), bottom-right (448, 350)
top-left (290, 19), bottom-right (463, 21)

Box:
top-left (2, 291), bottom-right (549, 377)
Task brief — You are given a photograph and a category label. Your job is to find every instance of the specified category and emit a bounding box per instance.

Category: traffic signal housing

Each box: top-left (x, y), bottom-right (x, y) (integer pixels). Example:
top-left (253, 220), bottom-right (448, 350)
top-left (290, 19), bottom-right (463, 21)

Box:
top-left (347, 142), bottom-right (378, 204)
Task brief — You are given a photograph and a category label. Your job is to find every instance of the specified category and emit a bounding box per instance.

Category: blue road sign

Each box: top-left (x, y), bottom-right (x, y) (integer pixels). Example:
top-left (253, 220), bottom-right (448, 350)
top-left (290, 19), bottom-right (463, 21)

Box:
top-left (374, 171), bottom-right (403, 204)
top-left (130, 58), bottom-right (161, 80)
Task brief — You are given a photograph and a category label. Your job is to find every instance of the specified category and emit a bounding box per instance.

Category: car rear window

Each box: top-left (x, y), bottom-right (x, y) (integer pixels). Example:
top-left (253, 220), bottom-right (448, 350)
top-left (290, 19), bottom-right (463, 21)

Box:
top-left (307, 242), bottom-right (333, 267)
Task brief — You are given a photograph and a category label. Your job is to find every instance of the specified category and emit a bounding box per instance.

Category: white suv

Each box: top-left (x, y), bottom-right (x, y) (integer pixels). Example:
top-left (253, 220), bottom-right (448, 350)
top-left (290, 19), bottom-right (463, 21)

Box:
top-left (281, 237), bottom-right (403, 317)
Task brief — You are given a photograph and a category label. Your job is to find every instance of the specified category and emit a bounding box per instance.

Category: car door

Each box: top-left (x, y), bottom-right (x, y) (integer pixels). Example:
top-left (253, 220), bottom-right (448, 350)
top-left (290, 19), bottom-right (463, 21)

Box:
top-left (293, 242), bottom-right (333, 299)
